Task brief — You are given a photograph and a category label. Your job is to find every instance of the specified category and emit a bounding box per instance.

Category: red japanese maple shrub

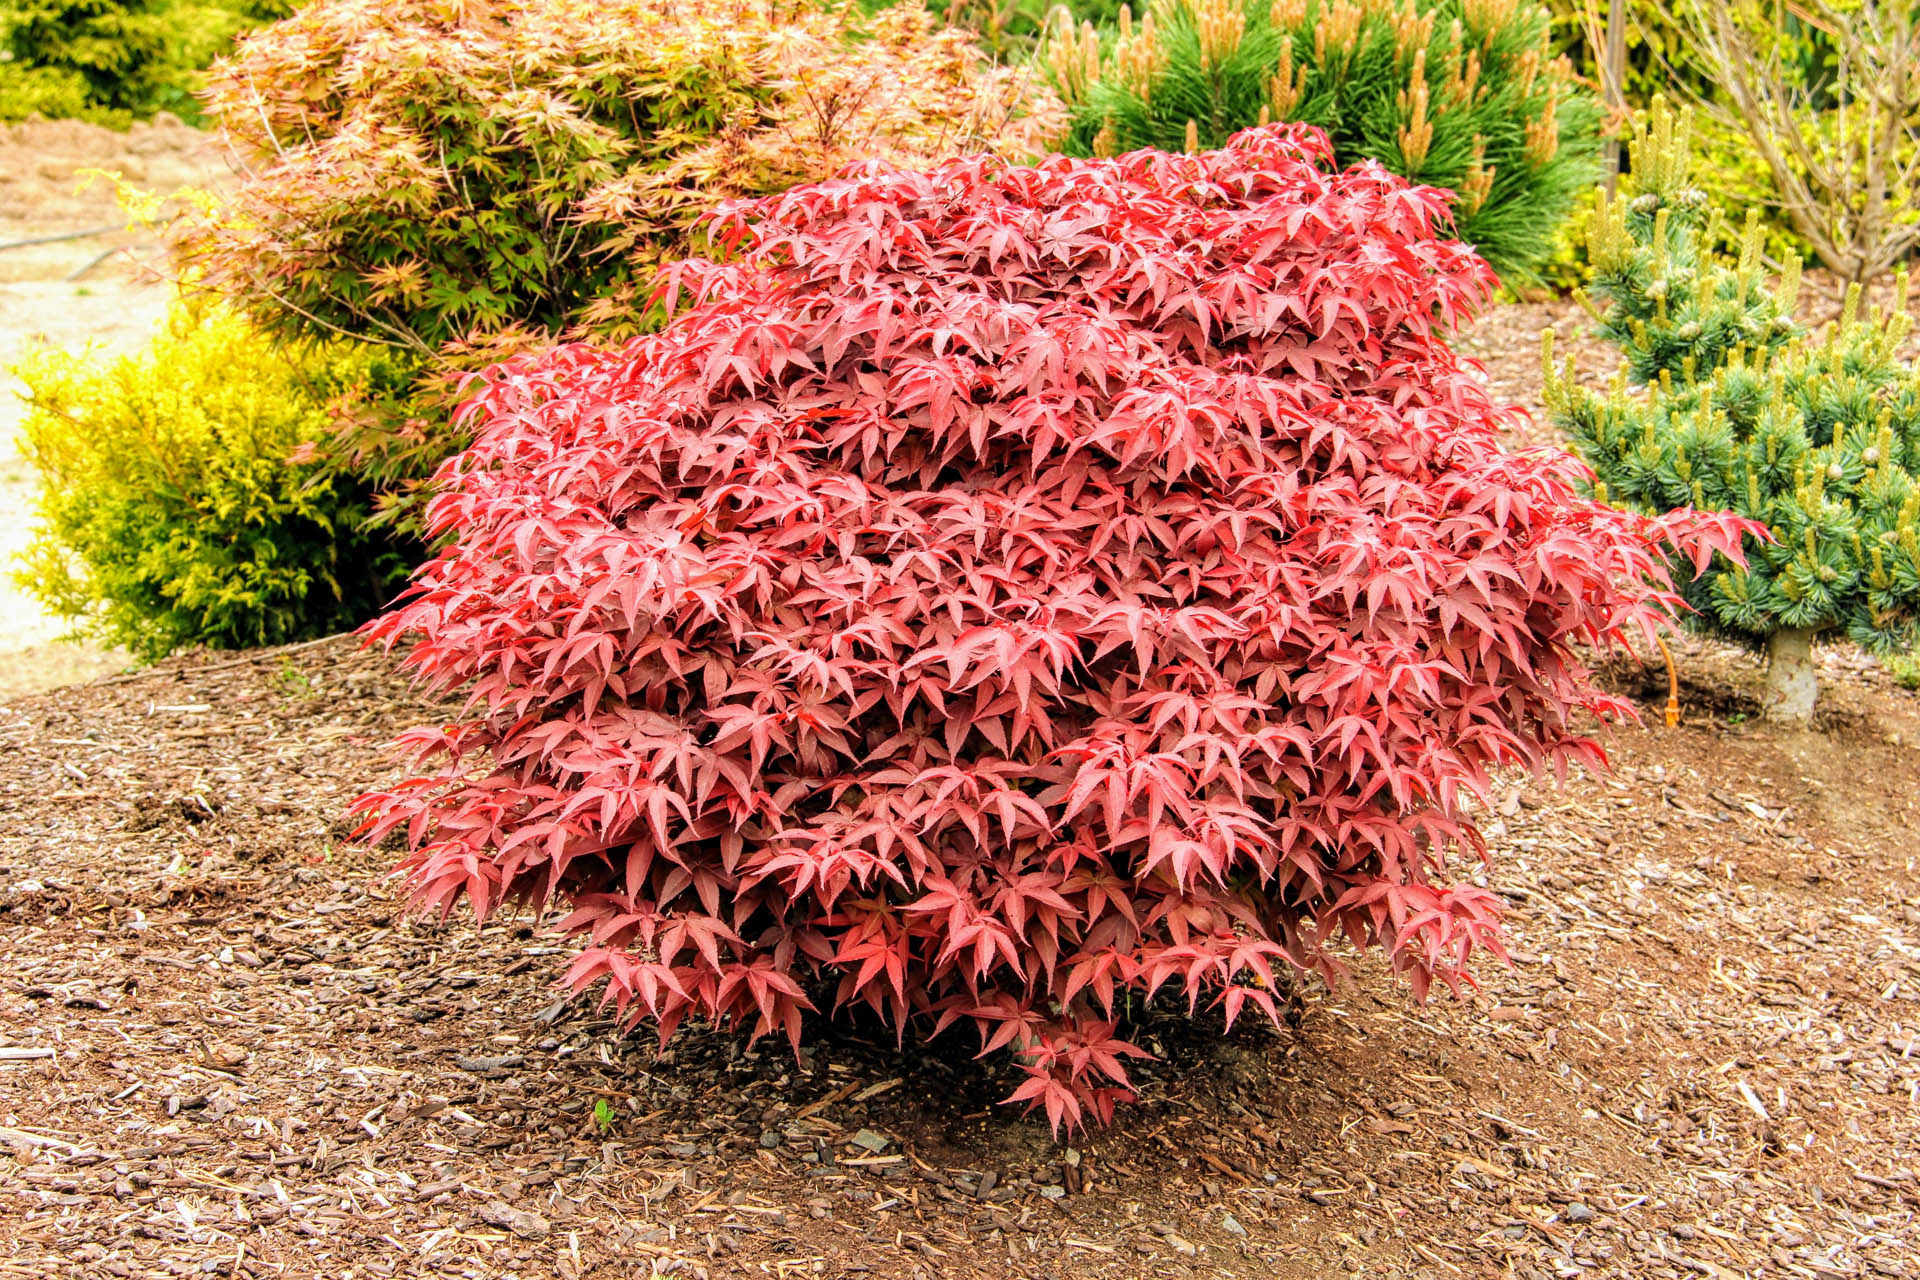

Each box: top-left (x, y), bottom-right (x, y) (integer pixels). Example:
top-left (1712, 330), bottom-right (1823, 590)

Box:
top-left (354, 125), bottom-right (1748, 1131)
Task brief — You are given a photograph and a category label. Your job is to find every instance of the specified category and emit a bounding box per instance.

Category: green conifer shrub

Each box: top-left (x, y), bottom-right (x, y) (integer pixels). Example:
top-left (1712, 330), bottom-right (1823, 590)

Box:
top-left (12, 303), bottom-right (416, 658)
top-left (1544, 101), bottom-right (1920, 722)
top-left (1043, 0), bottom-right (1598, 279)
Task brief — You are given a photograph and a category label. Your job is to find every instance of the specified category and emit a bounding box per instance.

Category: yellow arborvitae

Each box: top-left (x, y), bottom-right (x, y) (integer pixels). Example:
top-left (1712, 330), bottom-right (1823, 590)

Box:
top-left (1397, 47), bottom-right (1433, 171)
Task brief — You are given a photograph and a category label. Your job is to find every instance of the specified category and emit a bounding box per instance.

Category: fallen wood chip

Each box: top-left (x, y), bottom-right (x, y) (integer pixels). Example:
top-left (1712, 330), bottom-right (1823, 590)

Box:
top-left (479, 1200), bottom-right (551, 1240)
top-left (0, 1127), bottom-right (102, 1157)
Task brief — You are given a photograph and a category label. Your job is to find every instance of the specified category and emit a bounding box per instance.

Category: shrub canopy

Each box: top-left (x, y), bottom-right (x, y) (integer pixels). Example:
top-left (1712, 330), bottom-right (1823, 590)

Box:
top-left (180, 0), bottom-right (1064, 355)
top-left (356, 128), bottom-right (1743, 1129)
top-left (13, 303), bottom-right (413, 658)
top-left (1546, 103), bottom-right (1920, 716)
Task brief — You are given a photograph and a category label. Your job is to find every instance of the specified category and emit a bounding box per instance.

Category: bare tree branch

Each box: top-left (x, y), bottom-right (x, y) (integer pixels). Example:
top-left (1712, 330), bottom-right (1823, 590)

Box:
top-left (1649, 0), bottom-right (1920, 284)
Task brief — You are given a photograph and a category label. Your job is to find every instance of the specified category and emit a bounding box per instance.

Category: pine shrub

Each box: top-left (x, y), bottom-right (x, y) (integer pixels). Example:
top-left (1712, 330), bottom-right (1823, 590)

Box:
top-left (1042, 0), bottom-right (1598, 280)
top-left (1545, 101), bottom-right (1920, 722)
top-left (12, 303), bottom-right (416, 659)
top-left (871, 0), bottom-right (1131, 58)
top-left (354, 126), bottom-right (1745, 1129)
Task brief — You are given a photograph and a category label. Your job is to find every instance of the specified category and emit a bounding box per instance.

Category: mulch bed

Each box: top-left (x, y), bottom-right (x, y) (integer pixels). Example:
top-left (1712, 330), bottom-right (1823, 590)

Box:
top-left (2, 306), bottom-right (1918, 1279)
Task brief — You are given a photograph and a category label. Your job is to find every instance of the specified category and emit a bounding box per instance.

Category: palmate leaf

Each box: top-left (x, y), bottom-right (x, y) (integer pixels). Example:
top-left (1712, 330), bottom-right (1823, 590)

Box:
top-left (355, 126), bottom-right (1746, 1132)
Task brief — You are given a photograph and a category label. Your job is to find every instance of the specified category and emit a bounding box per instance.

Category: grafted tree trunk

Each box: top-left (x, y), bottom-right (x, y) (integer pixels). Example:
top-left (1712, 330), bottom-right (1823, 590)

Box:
top-left (1762, 626), bottom-right (1818, 724)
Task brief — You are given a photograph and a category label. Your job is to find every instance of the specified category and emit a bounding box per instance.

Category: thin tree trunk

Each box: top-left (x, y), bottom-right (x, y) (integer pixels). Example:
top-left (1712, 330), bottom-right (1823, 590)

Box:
top-left (1600, 0), bottom-right (1628, 196)
top-left (1762, 626), bottom-right (1818, 724)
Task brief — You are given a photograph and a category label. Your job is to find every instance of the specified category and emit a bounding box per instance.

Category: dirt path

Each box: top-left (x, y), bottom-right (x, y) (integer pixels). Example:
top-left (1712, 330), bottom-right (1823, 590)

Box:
top-left (0, 115), bottom-right (229, 695)
top-left (0, 630), bottom-right (1916, 1280)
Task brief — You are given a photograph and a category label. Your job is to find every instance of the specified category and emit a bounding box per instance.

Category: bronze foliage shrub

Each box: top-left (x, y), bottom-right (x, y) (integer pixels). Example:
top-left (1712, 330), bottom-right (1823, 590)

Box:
top-left (178, 0), bottom-right (1066, 355)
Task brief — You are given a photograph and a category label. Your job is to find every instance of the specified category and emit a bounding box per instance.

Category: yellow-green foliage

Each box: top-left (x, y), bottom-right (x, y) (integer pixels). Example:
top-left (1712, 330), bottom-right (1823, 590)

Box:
top-left (0, 61), bottom-right (94, 123)
top-left (1545, 103), bottom-right (1920, 657)
top-left (1, 0), bottom-right (277, 125)
top-left (12, 303), bottom-right (417, 658)
top-left (1544, 0), bottom-right (1824, 271)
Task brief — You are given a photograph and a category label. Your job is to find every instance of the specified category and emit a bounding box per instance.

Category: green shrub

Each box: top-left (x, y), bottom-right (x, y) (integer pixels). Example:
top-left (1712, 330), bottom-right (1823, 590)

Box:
top-left (0, 59), bottom-right (95, 124)
top-left (1543, 0), bottom-right (1838, 275)
top-left (182, 0), bottom-right (1061, 355)
top-left (870, 0), bottom-right (1130, 57)
top-left (1043, 0), bottom-right (1599, 279)
top-left (3, 0), bottom-right (177, 116)
top-left (0, 0), bottom-right (279, 124)
top-left (1544, 102), bottom-right (1920, 722)
top-left (177, 0), bottom-right (1060, 536)
top-left (11, 303), bottom-right (418, 658)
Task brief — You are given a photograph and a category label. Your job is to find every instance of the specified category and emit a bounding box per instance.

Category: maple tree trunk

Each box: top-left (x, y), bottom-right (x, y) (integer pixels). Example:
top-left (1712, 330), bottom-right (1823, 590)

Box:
top-left (1762, 626), bottom-right (1818, 724)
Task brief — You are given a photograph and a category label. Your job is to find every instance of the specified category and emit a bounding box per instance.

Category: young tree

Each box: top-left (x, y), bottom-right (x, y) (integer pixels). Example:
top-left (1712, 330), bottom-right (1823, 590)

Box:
top-left (1654, 0), bottom-right (1920, 286)
top-left (1546, 101), bottom-right (1920, 722)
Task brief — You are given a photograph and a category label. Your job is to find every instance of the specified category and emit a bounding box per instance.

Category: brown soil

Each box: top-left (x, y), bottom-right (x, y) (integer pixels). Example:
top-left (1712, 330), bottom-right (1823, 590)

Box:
top-left (0, 605), bottom-right (1917, 1277)
top-left (0, 114), bottom-right (224, 283)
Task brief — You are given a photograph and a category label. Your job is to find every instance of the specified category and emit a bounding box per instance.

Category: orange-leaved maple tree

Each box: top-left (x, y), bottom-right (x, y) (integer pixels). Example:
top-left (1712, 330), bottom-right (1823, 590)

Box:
top-left (353, 126), bottom-right (1749, 1132)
